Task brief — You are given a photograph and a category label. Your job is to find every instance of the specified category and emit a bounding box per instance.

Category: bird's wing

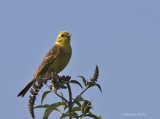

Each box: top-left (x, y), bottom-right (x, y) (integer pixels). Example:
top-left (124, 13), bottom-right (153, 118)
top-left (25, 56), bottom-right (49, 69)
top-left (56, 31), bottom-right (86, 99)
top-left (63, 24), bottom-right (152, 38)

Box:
top-left (34, 45), bottom-right (60, 77)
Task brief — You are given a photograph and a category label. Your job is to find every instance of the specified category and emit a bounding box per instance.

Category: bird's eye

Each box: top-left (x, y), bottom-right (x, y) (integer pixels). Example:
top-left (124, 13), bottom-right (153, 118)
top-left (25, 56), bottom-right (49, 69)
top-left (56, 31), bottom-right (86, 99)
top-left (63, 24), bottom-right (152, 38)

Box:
top-left (61, 34), bottom-right (64, 37)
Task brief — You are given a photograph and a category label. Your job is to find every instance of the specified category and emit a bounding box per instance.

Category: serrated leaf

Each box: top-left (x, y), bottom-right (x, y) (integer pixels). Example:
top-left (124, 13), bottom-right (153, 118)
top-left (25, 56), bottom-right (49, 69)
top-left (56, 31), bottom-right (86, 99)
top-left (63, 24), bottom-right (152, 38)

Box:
top-left (41, 90), bottom-right (51, 105)
top-left (69, 80), bottom-right (83, 89)
top-left (60, 112), bottom-right (78, 119)
top-left (95, 84), bottom-right (102, 92)
top-left (34, 104), bottom-right (49, 109)
top-left (77, 76), bottom-right (87, 87)
top-left (43, 102), bottom-right (65, 119)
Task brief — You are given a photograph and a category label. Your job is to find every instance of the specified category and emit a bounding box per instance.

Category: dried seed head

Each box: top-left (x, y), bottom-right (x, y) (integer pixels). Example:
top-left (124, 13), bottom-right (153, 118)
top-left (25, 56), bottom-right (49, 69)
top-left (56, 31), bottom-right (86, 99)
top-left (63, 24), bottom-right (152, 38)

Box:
top-left (65, 76), bottom-right (71, 81)
top-left (30, 88), bottom-right (38, 95)
top-left (37, 77), bottom-right (43, 85)
top-left (43, 78), bottom-right (48, 84)
top-left (37, 83), bottom-right (43, 89)
top-left (91, 65), bottom-right (99, 81)
top-left (32, 82), bottom-right (39, 89)
top-left (28, 73), bottom-right (72, 118)
top-left (28, 95), bottom-right (35, 118)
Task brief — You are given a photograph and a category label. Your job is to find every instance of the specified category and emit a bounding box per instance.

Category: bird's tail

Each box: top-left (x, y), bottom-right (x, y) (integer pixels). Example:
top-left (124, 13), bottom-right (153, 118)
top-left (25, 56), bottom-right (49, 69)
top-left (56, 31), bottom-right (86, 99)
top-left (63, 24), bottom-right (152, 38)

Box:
top-left (17, 79), bottom-right (34, 97)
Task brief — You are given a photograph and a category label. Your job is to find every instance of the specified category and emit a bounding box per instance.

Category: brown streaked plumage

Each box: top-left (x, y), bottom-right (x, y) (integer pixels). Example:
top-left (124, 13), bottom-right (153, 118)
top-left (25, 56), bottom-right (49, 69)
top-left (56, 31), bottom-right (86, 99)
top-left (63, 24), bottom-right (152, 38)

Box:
top-left (17, 31), bottom-right (72, 97)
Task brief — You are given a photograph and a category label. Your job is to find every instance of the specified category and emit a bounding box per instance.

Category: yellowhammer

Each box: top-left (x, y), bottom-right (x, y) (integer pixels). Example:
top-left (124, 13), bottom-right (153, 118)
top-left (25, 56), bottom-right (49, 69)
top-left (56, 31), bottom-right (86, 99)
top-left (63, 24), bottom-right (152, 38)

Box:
top-left (17, 31), bottom-right (72, 97)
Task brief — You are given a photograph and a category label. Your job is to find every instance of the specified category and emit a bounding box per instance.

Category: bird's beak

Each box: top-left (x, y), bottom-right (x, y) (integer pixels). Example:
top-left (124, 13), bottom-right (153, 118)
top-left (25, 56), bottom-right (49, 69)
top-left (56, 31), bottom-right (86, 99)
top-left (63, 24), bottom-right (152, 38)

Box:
top-left (67, 33), bottom-right (72, 37)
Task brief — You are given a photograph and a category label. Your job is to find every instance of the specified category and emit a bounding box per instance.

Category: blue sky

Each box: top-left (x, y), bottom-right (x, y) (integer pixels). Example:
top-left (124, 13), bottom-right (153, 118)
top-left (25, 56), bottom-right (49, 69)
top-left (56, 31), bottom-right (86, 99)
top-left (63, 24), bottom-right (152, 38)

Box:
top-left (0, 0), bottom-right (160, 119)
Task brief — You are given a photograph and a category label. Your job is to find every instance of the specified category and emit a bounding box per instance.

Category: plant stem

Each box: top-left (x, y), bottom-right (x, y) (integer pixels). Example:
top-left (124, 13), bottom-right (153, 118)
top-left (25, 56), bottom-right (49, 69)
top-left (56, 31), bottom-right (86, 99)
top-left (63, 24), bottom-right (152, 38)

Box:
top-left (67, 83), bottom-right (72, 119)
top-left (79, 86), bottom-right (89, 96)
top-left (54, 90), bottom-right (69, 103)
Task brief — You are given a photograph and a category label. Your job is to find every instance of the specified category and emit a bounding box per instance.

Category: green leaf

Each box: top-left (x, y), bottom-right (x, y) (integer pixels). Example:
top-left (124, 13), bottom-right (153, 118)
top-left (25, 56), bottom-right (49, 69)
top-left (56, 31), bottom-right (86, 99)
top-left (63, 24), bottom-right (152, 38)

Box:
top-left (73, 98), bottom-right (81, 107)
top-left (41, 90), bottom-right (51, 105)
top-left (72, 106), bottom-right (81, 112)
top-left (85, 114), bottom-right (100, 119)
top-left (34, 104), bottom-right (49, 109)
top-left (65, 106), bottom-right (81, 114)
top-left (88, 82), bottom-right (94, 87)
top-left (86, 80), bottom-right (89, 85)
top-left (69, 80), bottom-right (83, 89)
top-left (75, 95), bottom-right (84, 102)
top-left (56, 80), bottom-right (83, 90)
top-left (35, 104), bottom-right (62, 116)
top-left (81, 100), bottom-right (92, 115)
top-left (97, 114), bottom-right (102, 119)
top-left (47, 85), bottom-right (53, 90)
top-left (77, 76), bottom-right (87, 87)
top-left (43, 102), bottom-right (65, 119)
top-left (83, 105), bottom-right (92, 115)
top-left (60, 112), bottom-right (78, 119)
top-left (95, 84), bottom-right (102, 92)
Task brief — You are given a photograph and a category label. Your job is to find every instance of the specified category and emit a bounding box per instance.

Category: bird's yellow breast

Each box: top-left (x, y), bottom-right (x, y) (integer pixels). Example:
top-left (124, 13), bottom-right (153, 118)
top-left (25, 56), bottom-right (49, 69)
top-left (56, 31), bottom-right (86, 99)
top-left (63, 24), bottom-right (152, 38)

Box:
top-left (47, 45), bottom-right (72, 74)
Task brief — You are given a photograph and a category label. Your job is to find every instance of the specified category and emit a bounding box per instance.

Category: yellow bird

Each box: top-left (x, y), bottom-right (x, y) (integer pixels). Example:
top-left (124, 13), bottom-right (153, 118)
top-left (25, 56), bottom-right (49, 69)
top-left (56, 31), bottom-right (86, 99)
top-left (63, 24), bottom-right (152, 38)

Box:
top-left (17, 31), bottom-right (72, 97)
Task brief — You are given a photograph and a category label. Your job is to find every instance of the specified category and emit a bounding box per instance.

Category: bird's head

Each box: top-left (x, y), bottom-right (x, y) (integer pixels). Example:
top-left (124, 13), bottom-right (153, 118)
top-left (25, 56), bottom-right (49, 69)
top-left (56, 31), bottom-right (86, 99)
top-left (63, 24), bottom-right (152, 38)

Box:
top-left (55, 31), bottom-right (72, 45)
